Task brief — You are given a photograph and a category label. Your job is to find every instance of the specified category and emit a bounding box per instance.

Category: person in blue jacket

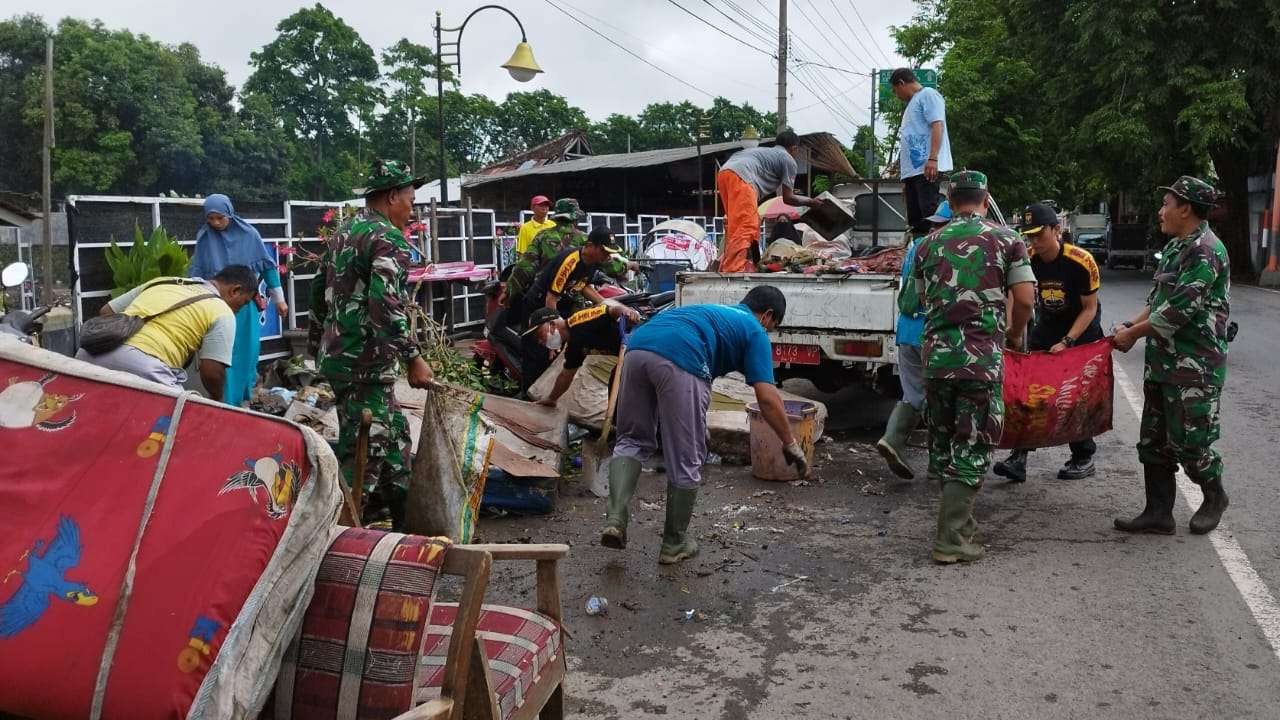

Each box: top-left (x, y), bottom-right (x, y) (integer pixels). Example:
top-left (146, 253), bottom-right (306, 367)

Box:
top-left (189, 194), bottom-right (288, 406)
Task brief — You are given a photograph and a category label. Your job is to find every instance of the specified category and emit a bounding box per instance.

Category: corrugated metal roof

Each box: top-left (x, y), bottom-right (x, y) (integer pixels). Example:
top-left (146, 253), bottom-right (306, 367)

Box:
top-left (462, 133), bottom-right (854, 188)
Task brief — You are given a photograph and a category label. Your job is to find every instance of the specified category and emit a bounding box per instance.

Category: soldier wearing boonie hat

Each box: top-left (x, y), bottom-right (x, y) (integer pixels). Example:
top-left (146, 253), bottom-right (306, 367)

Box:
top-left (912, 168), bottom-right (1037, 563)
top-left (1113, 176), bottom-right (1231, 537)
top-left (310, 158), bottom-right (433, 529)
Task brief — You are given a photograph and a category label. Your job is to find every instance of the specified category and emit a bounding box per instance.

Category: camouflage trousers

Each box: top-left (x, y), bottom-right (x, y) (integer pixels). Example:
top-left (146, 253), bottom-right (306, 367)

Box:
top-left (925, 379), bottom-right (1004, 487)
top-left (1137, 381), bottom-right (1223, 484)
top-left (331, 380), bottom-right (413, 494)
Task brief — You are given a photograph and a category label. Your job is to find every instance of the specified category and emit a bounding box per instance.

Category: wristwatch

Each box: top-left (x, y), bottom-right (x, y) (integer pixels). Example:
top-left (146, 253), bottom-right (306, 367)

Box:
top-left (1062, 335), bottom-right (1076, 347)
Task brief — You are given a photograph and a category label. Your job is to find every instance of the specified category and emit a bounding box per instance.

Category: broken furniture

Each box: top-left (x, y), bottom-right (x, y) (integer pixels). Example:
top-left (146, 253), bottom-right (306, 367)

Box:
top-left (269, 527), bottom-right (569, 720)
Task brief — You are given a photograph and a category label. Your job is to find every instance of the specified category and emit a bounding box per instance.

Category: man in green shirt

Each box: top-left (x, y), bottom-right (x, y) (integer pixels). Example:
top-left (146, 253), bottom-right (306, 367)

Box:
top-left (1112, 176), bottom-right (1230, 536)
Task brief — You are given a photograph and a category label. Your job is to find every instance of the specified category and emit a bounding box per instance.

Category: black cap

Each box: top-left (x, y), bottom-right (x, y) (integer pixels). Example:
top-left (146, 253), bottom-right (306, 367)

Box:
top-left (523, 307), bottom-right (561, 336)
top-left (585, 226), bottom-right (623, 253)
top-left (1020, 203), bottom-right (1060, 236)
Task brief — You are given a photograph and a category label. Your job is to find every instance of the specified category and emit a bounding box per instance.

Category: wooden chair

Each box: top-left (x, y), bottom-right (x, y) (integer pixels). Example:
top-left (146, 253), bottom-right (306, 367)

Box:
top-left (401, 543), bottom-right (569, 720)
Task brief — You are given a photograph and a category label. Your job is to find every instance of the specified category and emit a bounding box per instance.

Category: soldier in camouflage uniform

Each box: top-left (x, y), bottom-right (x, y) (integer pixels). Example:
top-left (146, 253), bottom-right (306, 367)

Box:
top-left (502, 198), bottom-right (630, 314)
top-left (1113, 176), bottom-right (1230, 536)
top-left (309, 159), bottom-right (435, 528)
top-left (912, 170), bottom-right (1036, 563)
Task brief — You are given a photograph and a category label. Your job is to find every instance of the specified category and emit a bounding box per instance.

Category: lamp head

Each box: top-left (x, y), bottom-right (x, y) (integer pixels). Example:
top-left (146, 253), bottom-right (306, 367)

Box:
top-left (502, 41), bottom-right (543, 82)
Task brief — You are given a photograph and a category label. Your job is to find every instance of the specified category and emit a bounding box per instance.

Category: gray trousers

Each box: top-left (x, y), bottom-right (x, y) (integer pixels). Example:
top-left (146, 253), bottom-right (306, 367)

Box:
top-left (898, 343), bottom-right (925, 411)
top-left (76, 345), bottom-right (186, 387)
top-left (612, 349), bottom-right (712, 489)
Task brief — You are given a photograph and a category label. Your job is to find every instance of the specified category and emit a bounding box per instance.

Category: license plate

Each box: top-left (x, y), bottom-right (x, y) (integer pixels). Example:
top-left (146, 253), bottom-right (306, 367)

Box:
top-left (772, 343), bottom-right (821, 365)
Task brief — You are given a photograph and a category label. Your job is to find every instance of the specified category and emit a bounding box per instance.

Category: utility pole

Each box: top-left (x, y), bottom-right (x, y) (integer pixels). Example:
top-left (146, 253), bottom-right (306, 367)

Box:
top-left (41, 35), bottom-right (54, 306)
top-left (867, 69), bottom-right (877, 179)
top-left (776, 0), bottom-right (787, 132)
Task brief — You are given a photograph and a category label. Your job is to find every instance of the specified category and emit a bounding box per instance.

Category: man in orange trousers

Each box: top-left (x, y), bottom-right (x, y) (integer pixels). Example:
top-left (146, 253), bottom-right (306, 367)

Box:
top-left (716, 128), bottom-right (819, 272)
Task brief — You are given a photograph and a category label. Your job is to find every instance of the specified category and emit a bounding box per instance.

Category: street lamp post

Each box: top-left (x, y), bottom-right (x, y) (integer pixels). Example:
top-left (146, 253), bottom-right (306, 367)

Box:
top-left (435, 5), bottom-right (543, 205)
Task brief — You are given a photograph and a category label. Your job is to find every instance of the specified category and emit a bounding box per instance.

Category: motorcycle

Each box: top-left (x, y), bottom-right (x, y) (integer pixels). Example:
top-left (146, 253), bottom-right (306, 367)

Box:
top-left (0, 263), bottom-right (51, 346)
top-left (472, 268), bottom-right (675, 394)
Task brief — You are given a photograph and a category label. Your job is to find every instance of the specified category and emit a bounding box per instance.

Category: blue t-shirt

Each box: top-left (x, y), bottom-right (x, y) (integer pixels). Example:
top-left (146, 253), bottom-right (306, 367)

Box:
top-left (896, 237), bottom-right (925, 347)
top-left (898, 87), bottom-right (953, 179)
top-left (626, 304), bottom-right (775, 385)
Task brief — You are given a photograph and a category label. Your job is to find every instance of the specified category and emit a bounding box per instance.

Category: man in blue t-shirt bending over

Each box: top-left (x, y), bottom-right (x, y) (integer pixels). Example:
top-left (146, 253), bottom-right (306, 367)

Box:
top-left (601, 286), bottom-right (809, 564)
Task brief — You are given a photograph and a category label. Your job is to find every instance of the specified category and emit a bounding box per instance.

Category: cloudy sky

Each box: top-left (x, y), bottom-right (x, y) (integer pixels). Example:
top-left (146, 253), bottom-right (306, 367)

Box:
top-left (9, 0), bottom-right (914, 144)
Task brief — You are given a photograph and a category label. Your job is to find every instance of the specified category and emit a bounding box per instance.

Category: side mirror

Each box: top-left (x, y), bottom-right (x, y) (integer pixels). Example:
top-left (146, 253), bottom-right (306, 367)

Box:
top-left (2, 262), bottom-right (29, 288)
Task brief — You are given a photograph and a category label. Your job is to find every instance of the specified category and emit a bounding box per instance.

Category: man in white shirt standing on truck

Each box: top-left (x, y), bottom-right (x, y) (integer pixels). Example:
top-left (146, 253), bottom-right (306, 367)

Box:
top-left (891, 68), bottom-right (954, 236)
top-left (716, 128), bottom-right (819, 273)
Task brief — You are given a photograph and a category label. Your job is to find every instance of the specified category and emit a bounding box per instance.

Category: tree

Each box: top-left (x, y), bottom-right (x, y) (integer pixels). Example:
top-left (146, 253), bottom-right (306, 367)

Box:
top-left (244, 4), bottom-right (382, 199)
top-left (588, 113), bottom-right (644, 154)
top-left (0, 14), bottom-right (49, 194)
top-left (636, 101), bottom-right (703, 150)
top-left (492, 90), bottom-right (589, 159)
top-left (380, 39), bottom-right (453, 174)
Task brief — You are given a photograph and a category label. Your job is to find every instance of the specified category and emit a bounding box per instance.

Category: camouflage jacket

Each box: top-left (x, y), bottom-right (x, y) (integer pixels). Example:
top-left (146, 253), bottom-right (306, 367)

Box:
top-left (504, 222), bottom-right (627, 307)
top-left (1144, 221), bottom-right (1230, 387)
top-left (308, 209), bottom-right (420, 384)
top-left (912, 213), bottom-right (1035, 382)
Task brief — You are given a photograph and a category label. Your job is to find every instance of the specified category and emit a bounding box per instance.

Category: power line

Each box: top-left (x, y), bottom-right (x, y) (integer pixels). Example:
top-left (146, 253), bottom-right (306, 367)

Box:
top-left (556, 0), bottom-right (765, 93)
top-left (847, 1), bottom-right (896, 66)
top-left (788, 64), bottom-right (860, 139)
top-left (701, 0), bottom-right (778, 48)
top-left (662, 0), bottom-right (777, 58)
top-left (718, 0), bottom-right (778, 38)
top-left (541, 0), bottom-right (718, 98)
top-left (791, 61), bottom-right (865, 131)
top-left (791, 0), bottom-right (873, 69)
top-left (828, 0), bottom-right (889, 68)
top-left (790, 76), bottom-right (868, 112)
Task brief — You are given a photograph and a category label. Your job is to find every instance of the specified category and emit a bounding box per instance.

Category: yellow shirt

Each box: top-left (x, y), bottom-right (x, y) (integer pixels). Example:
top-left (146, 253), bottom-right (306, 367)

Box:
top-left (109, 278), bottom-right (235, 369)
top-left (516, 218), bottom-right (556, 254)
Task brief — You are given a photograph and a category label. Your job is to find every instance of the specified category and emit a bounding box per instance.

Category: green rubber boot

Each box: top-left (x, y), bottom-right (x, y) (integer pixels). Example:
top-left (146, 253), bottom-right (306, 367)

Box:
top-left (876, 402), bottom-right (920, 480)
top-left (658, 486), bottom-right (700, 564)
top-left (932, 481), bottom-right (986, 564)
top-left (600, 457), bottom-right (641, 549)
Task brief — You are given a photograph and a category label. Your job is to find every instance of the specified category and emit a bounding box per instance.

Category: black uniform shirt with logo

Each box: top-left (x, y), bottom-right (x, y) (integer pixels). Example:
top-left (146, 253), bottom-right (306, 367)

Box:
top-left (525, 248), bottom-right (597, 317)
top-left (563, 304), bottom-right (621, 369)
top-left (1030, 241), bottom-right (1103, 346)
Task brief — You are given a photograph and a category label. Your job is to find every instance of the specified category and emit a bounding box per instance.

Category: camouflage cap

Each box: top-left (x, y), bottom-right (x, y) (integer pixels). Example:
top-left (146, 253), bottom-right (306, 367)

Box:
top-left (353, 159), bottom-right (427, 197)
top-left (1158, 176), bottom-right (1220, 207)
top-left (550, 198), bottom-right (585, 220)
top-left (947, 169), bottom-right (988, 191)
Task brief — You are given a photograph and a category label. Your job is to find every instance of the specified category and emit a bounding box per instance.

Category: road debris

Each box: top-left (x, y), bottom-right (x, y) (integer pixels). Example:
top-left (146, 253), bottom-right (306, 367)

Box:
top-left (586, 596), bottom-right (609, 616)
top-left (770, 576), bottom-right (809, 593)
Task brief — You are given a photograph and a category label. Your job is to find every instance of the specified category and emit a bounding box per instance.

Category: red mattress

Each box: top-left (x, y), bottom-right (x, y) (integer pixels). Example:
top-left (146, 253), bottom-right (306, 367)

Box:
top-left (0, 343), bottom-right (341, 719)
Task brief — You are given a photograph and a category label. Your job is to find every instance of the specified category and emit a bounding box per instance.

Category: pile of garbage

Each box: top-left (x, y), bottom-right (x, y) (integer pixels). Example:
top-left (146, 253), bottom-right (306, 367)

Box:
top-left (248, 356), bottom-right (339, 442)
top-left (759, 237), bottom-right (906, 276)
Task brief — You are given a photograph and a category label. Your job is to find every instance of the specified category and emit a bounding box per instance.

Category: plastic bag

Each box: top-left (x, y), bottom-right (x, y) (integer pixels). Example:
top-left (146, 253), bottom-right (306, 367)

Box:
top-left (999, 339), bottom-right (1114, 449)
top-left (406, 386), bottom-right (495, 543)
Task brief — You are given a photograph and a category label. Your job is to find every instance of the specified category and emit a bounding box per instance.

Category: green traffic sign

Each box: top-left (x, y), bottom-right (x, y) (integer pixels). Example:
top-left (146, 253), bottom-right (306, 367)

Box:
top-left (878, 68), bottom-right (938, 106)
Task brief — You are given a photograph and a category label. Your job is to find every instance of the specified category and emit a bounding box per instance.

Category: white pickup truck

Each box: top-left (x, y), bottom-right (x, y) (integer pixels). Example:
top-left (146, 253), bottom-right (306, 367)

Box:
top-left (676, 271), bottom-right (901, 392)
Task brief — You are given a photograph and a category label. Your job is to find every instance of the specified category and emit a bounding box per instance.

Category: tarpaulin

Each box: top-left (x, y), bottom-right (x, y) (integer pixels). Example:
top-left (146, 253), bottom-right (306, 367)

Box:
top-left (1000, 338), bottom-right (1114, 450)
top-left (0, 338), bottom-right (341, 720)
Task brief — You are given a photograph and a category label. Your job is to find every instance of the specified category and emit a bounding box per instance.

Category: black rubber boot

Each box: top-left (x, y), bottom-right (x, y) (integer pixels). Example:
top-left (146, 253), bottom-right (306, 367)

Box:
top-left (993, 450), bottom-right (1029, 483)
top-left (600, 457), bottom-right (641, 549)
top-left (1057, 457), bottom-right (1096, 480)
top-left (1189, 479), bottom-right (1228, 535)
top-left (1114, 464), bottom-right (1176, 535)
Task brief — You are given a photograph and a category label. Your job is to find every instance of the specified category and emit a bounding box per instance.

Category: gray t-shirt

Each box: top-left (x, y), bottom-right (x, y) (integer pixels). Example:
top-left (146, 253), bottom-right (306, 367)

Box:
top-left (722, 146), bottom-right (798, 198)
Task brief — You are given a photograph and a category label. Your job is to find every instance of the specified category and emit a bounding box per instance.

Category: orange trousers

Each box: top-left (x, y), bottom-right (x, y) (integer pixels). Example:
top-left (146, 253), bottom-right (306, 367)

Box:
top-left (717, 169), bottom-right (759, 273)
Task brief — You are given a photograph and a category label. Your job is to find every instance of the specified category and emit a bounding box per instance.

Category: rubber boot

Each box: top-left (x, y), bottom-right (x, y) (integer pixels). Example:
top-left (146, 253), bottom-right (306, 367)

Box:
top-left (600, 457), bottom-right (641, 549)
top-left (876, 402), bottom-right (920, 480)
top-left (1114, 464), bottom-right (1176, 535)
top-left (932, 482), bottom-right (985, 564)
top-left (1189, 479), bottom-right (1228, 535)
top-left (993, 449), bottom-right (1029, 483)
top-left (658, 485), bottom-right (700, 564)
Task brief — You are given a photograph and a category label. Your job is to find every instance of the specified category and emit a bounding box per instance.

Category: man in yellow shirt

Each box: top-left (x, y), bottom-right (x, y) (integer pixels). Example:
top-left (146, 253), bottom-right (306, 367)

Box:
top-left (77, 265), bottom-right (258, 400)
top-left (515, 195), bottom-right (555, 254)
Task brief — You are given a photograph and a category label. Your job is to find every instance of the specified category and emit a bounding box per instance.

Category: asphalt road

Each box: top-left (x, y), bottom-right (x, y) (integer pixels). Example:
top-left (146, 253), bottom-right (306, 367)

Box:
top-left (473, 269), bottom-right (1280, 719)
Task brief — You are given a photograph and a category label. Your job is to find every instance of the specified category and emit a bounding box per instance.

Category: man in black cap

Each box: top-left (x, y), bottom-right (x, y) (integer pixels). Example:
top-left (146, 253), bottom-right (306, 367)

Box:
top-left (518, 226), bottom-right (626, 392)
top-left (993, 202), bottom-right (1104, 483)
top-left (525, 301), bottom-right (639, 407)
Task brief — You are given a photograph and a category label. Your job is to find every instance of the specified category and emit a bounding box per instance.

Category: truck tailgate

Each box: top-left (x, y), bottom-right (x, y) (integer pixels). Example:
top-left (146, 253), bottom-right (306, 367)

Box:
top-left (676, 272), bottom-right (898, 332)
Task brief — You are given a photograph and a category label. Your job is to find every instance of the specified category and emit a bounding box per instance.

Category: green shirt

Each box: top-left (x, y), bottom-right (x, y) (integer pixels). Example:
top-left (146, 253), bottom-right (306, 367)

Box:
top-left (1144, 221), bottom-right (1230, 387)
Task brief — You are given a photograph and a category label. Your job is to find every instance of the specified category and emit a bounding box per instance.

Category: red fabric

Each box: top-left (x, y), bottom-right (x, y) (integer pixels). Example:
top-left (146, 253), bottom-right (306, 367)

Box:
top-left (271, 528), bottom-right (449, 720)
top-left (418, 603), bottom-right (561, 720)
top-left (717, 169), bottom-right (759, 273)
top-left (0, 361), bottom-right (311, 718)
top-left (1000, 339), bottom-right (1114, 449)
